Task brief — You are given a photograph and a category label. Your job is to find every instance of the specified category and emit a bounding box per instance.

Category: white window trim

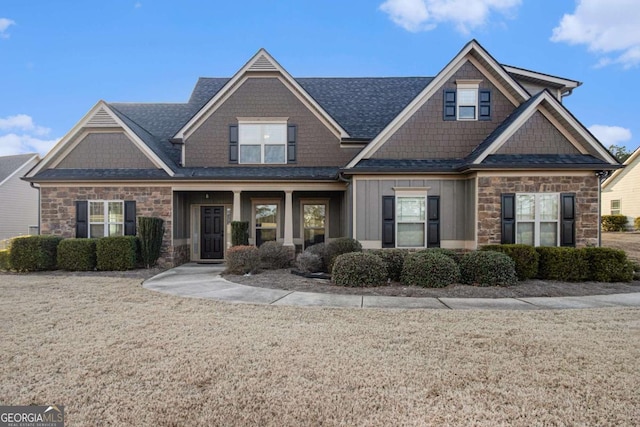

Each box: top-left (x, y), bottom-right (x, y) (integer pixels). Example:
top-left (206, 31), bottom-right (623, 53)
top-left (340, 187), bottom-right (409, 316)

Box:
top-left (515, 193), bottom-right (560, 247)
top-left (456, 80), bottom-right (481, 121)
top-left (238, 120), bottom-right (288, 165)
top-left (300, 199), bottom-right (329, 249)
top-left (394, 190), bottom-right (428, 249)
top-left (89, 200), bottom-right (124, 238)
top-left (251, 199), bottom-right (281, 244)
top-left (610, 199), bottom-right (621, 215)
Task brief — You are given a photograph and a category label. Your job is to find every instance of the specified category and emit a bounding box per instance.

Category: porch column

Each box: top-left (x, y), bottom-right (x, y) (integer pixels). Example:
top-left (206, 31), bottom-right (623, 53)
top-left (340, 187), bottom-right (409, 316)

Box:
top-left (232, 191), bottom-right (241, 221)
top-left (284, 190), bottom-right (294, 247)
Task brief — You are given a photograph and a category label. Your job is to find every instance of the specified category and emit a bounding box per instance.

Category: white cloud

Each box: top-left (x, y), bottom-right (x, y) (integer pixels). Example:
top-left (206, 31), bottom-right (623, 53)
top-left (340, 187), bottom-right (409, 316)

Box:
top-left (0, 18), bottom-right (15, 39)
top-left (588, 124), bottom-right (632, 146)
top-left (0, 115), bottom-right (58, 156)
top-left (551, 0), bottom-right (640, 69)
top-left (134, 2), bottom-right (142, 8)
top-left (379, 0), bottom-right (521, 34)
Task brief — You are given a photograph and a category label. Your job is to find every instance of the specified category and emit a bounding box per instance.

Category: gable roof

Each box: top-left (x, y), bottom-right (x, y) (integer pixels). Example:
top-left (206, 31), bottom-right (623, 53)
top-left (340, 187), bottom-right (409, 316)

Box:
top-left (602, 146), bottom-right (640, 189)
top-left (0, 153), bottom-right (39, 186)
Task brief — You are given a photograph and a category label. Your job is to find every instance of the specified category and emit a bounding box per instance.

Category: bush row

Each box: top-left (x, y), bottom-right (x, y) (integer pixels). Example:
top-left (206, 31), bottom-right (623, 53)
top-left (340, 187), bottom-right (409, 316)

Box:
top-left (0, 235), bottom-right (140, 272)
top-left (601, 215), bottom-right (628, 231)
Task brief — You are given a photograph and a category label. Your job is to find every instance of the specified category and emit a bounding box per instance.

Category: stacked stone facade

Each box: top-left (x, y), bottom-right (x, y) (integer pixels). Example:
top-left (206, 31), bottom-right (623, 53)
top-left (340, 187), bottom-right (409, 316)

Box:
top-left (40, 185), bottom-right (183, 267)
top-left (477, 175), bottom-right (599, 247)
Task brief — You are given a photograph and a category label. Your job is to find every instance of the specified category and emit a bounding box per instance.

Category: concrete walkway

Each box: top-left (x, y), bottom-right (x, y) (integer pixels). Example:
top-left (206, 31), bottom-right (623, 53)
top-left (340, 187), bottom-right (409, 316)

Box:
top-left (143, 263), bottom-right (640, 310)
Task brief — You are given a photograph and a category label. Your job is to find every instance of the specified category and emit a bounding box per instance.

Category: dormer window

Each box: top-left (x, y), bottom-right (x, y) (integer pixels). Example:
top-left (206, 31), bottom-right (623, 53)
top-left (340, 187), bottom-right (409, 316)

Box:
top-left (239, 122), bottom-right (287, 164)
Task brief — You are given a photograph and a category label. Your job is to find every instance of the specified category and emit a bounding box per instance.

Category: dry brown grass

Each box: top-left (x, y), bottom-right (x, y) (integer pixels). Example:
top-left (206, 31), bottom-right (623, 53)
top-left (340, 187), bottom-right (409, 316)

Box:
top-left (1, 274), bottom-right (639, 426)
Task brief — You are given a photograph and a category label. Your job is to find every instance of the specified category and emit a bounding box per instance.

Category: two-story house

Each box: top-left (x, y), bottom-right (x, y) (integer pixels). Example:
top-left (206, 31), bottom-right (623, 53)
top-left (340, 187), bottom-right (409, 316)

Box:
top-left (25, 40), bottom-right (620, 266)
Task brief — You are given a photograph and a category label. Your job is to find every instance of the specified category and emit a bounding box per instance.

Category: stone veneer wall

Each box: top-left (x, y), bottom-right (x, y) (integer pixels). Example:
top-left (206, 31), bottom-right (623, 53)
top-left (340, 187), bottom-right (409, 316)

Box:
top-left (477, 175), bottom-right (599, 247)
top-left (40, 185), bottom-right (185, 267)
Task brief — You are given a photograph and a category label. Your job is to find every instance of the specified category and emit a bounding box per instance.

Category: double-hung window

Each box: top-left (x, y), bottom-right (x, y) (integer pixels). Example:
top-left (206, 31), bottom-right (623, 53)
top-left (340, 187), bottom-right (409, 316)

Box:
top-left (396, 195), bottom-right (426, 248)
top-left (239, 122), bottom-right (287, 164)
top-left (254, 202), bottom-right (279, 246)
top-left (610, 200), bottom-right (621, 215)
top-left (516, 194), bottom-right (559, 246)
top-left (302, 202), bottom-right (328, 249)
top-left (89, 201), bottom-right (124, 238)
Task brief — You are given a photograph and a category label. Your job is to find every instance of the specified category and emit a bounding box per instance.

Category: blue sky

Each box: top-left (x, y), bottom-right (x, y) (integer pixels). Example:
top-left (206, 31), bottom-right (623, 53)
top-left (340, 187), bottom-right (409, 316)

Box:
top-left (1, 0), bottom-right (639, 157)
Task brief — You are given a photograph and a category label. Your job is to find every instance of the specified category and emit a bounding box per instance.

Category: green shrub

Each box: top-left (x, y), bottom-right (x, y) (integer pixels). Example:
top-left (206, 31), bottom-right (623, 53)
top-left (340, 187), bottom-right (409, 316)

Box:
top-left (481, 244), bottom-right (539, 280)
top-left (635, 217), bottom-right (640, 231)
top-left (305, 243), bottom-right (327, 271)
top-left (325, 238), bottom-right (362, 271)
top-left (9, 235), bottom-right (63, 272)
top-left (418, 248), bottom-right (464, 264)
top-left (0, 249), bottom-right (11, 271)
top-left (57, 239), bottom-right (97, 271)
top-left (138, 217), bottom-right (165, 268)
top-left (581, 247), bottom-right (634, 282)
top-left (601, 215), bottom-right (628, 231)
top-left (369, 249), bottom-right (408, 281)
top-left (460, 251), bottom-right (518, 287)
top-left (631, 261), bottom-right (640, 281)
top-left (258, 241), bottom-right (291, 269)
top-left (536, 247), bottom-right (588, 282)
top-left (332, 252), bottom-right (387, 287)
top-left (296, 251), bottom-right (323, 273)
top-left (401, 251), bottom-right (460, 288)
top-left (96, 236), bottom-right (138, 271)
top-left (225, 245), bottom-right (260, 274)
top-left (231, 221), bottom-right (249, 246)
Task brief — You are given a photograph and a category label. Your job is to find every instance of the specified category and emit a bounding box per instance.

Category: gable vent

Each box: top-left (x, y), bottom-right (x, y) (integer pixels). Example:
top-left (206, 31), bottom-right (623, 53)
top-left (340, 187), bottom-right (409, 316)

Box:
top-left (87, 107), bottom-right (119, 127)
top-left (248, 54), bottom-right (278, 72)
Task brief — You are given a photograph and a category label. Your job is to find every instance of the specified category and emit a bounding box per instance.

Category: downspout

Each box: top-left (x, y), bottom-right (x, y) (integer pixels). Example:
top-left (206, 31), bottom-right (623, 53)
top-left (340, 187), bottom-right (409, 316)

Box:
top-left (337, 172), bottom-right (353, 239)
top-left (596, 171), bottom-right (612, 247)
top-left (30, 182), bottom-right (41, 235)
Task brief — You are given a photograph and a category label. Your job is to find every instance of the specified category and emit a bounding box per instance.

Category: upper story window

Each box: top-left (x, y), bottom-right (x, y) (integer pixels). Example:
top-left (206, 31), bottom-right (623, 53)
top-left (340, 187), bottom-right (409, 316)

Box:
top-left (239, 122), bottom-right (287, 164)
top-left (443, 80), bottom-right (491, 122)
top-left (457, 86), bottom-right (478, 120)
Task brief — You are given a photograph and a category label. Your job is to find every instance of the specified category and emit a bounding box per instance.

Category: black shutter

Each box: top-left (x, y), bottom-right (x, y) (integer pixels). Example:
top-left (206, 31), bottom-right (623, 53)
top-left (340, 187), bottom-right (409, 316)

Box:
top-left (560, 193), bottom-right (576, 247)
top-left (501, 193), bottom-right (516, 244)
top-left (75, 201), bottom-right (88, 238)
top-left (479, 90), bottom-right (491, 121)
top-left (382, 196), bottom-right (395, 248)
top-left (443, 90), bottom-right (456, 121)
top-left (229, 125), bottom-right (238, 163)
top-left (287, 125), bottom-right (297, 164)
top-left (427, 196), bottom-right (440, 247)
top-left (124, 201), bottom-right (137, 236)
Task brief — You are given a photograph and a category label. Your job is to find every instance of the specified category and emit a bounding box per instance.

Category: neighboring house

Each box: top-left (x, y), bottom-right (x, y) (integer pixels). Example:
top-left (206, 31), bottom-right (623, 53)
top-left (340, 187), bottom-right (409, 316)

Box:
top-left (0, 153), bottom-right (40, 241)
top-left (601, 147), bottom-right (640, 228)
top-left (25, 40), bottom-right (620, 266)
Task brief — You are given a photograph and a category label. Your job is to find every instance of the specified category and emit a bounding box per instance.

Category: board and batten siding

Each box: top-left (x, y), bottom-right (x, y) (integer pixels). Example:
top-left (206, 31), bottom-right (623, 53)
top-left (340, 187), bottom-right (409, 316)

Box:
top-left (354, 177), bottom-right (476, 249)
top-left (0, 157), bottom-right (39, 240)
top-left (601, 156), bottom-right (640, 228)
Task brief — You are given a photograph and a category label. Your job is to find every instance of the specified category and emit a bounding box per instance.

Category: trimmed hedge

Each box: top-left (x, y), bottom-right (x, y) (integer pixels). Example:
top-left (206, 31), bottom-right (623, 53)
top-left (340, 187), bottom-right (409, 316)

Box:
top-left (325, 238), bottom-right (362, 272)
top-left (536, 247), bottom-right (588, 282)
top-left (635, 217), bottom-right (640, 231)
top-left (231, 221), bottom-right (249, 246)
top-left (460, 251), bottom-right (518, 287)
top-left (401, 251), bottom-right (460, 288)
top-left (0, 249), bottom-right (11, 271)
top-left (601, 215), bottom-right (628, 231)
top-left (258, 241), bottom-right (291, 269)
top-left (305, 243), bottom-right (327, 271)
top-left (57, 239), bottom-right (97, 271)
top-left (369, 249), bottom-right (408, 281)
top-left (295, 251), bottom-right (323, 273)
top-left (481, 244), bottom-right (539, 280)
top-left (225, 245), bottom-right (260, 274)
top-left (332, 252), bottom-right (387, 287)
top-left (581, 247), bottom-right (634, 282)
top-left (9, 236), bottom-right (63, 272)
top-left (418, 248), bottom-right (464, 264)
top-left (96, 236), bottom-right (138, 271)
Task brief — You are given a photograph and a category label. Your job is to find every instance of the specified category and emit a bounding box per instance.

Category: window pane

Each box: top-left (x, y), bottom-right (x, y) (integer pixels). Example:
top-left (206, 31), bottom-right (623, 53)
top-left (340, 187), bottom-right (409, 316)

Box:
top-left (458, 106), bottom-right (476, 119)
top-left (540, 195), bottom-right (558, 221)
top-left (108, 202), bottom-right (123, 223)
top-left (263, 124), bottom-right (286, 143)
top-left (458, 89), bottom-right (477, 105)
top-left (109, 224), bottom-right (124, 237)
top-left (240, 145), bottom-right (261, 163)
top-left (90, 202), bottom-right (104, 223)
top-left (239, 124), bottom-right (261, 144)
top-left (256, 204), bottom-right (277, 228)
top-left (397, 223), bottom-right (425, 247)
top-left (516, 222), bottom-right (534, 246)
top-left (540, 222), bottom-right (557, 246)
top-left (304, 228), bottom-right (325, 248)
top-left (90, 224), bottom-right (105, 238)
top-left (257, 229), bottom-right (276, 244)
top-left (397, 197), bottom-right (425, 222)
top-left (304, 205), bottom-right (325, 228)
top-left (516, 195), bottom-right (535, 221)
top-left (264, 145), bottom-right (285, 164)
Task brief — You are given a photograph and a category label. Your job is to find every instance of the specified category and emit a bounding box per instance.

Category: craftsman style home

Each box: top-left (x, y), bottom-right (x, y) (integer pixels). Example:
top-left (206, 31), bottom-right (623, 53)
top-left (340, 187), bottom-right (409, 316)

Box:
top-left (25, 40), bottom-right (620, 266)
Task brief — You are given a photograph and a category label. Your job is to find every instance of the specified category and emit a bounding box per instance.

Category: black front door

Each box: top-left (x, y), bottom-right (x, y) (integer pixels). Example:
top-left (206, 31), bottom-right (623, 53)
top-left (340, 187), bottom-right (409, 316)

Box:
top-left (201, 206), bottom-right (224, 259)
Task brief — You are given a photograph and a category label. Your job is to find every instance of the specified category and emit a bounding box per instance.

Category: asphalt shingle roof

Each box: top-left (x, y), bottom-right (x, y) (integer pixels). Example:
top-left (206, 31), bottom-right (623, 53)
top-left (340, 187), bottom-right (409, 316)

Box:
top-left (0, 153), bottom-right (37, 183)
top-left (178, 167), bottom-right (340, 180)
top-left (30, 168), bottom-right (172, 181)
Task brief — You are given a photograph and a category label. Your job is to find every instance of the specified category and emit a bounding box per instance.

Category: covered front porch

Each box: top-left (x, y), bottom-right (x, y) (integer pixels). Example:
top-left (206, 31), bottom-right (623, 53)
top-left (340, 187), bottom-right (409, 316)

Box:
top-left (171, 182), bottom-right (349, 263)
